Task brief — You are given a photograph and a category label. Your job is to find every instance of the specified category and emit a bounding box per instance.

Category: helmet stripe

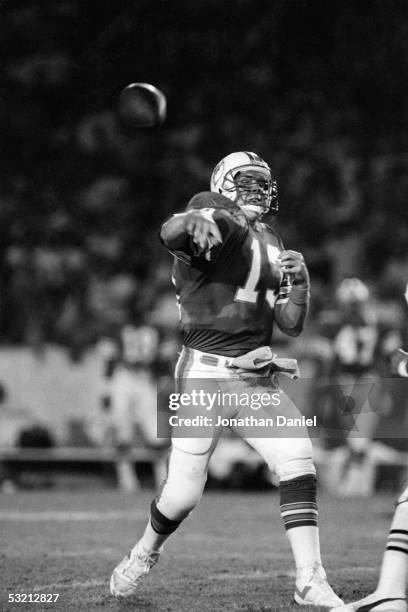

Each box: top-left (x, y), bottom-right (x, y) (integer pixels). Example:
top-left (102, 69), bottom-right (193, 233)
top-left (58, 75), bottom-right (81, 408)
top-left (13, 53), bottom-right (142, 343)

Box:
top-left (244, 151), bottom-right (264, 163)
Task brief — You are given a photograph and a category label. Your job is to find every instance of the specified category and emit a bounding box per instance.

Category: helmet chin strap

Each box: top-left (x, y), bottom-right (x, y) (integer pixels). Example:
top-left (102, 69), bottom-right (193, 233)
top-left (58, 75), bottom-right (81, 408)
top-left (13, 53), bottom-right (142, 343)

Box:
top-left (235, 185), bottom-right (270, 218)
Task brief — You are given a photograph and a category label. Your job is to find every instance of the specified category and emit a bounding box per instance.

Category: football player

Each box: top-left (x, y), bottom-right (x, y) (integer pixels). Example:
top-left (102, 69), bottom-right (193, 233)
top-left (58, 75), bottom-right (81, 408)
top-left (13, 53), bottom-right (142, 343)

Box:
top-left (327, 278), bottom-right (381, 497)
top-left (332, 290), bottom-right (408, 612)
top-left (109, 151), bottom-right (343, 608)
top-left (332, 485), bottom-right (408, 612)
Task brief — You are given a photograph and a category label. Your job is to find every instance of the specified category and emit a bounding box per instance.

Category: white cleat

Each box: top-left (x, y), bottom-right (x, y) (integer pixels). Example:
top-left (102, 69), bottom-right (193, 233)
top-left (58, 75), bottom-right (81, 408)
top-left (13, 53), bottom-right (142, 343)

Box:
top-left (294, 563), bottom-right (344, 609)
top-left (331, 592), bottom-right (407, 612)
top-left (110, 541), bottom-right (161, 599)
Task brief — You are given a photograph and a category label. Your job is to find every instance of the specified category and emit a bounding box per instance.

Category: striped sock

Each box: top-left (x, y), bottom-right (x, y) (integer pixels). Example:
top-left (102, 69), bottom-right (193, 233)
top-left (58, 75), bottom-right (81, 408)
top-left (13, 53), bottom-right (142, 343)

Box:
top-left (386, 528), bottom-right (408, 555)
top-left (376, 500), bottom-right (408, 597)
top-left (280, 500), bottom-right (319, 530)
top-left (280, 475), bottom-right (318, 530)
top-left (280, 475), bottom-right (321, 569)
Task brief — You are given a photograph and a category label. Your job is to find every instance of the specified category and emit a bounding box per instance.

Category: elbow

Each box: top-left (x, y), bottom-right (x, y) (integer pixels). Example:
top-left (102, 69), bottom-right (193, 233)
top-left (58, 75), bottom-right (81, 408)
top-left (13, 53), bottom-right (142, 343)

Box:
top-left (160, 221), bottom-right (180, 250)
top-left (160, 219), bottom-right (174, 245)
top-left (160, 216), bottom-right (187, 250)
top-left (275, 303), bottom-right (308, 338)
top-left (278, 319), bottom-right (305, 337)
top-left (282, 325), bottom-right (303, 338)
top-left (159, 224), bottom-right (169, 247)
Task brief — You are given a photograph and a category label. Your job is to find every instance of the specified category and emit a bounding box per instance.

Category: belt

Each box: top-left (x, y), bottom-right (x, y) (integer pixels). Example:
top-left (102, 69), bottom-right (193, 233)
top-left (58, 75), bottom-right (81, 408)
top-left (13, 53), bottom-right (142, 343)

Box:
top-left (198, 352), bottom-right (233, 368)
top-left (193, 346), bottom-right (299, 379)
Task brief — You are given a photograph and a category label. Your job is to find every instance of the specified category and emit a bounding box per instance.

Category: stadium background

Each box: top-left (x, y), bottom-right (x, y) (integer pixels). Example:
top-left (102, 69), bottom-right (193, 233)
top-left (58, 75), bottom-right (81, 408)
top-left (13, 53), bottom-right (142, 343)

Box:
top-left (1, 2), bottom-right (408, 609)
top-left (0, 0), bottom-right (407, 461)
top-left (2, 0), bottom-right (408, 347)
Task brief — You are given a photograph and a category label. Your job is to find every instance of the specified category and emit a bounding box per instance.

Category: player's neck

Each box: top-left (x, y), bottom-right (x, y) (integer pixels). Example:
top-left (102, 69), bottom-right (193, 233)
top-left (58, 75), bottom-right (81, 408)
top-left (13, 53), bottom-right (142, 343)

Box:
top-left (249, 219), bottom-right (263, 232)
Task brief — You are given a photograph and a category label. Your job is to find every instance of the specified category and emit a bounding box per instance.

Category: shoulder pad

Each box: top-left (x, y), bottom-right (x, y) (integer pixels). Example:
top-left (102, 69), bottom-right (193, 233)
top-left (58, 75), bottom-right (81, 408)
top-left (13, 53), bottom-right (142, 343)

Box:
top-left (187, 192), bottom-right (249, 230)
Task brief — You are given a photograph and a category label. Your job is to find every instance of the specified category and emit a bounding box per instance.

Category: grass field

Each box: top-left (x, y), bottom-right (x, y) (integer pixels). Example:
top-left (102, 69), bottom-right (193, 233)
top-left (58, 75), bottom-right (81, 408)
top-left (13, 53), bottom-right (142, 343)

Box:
top-left (0, 487), bottom-right (393, 611)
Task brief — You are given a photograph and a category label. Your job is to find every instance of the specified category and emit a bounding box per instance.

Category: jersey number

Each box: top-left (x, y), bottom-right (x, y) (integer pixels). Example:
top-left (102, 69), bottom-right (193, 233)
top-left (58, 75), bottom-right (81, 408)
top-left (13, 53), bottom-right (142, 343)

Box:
top-left (235, 238), bottom-right (280, 307)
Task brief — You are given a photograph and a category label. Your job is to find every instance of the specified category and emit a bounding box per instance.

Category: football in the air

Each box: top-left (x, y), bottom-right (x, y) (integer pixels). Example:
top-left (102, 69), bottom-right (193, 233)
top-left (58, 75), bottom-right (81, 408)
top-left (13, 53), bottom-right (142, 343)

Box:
top-left (118, 82), bottom-right (167, 127)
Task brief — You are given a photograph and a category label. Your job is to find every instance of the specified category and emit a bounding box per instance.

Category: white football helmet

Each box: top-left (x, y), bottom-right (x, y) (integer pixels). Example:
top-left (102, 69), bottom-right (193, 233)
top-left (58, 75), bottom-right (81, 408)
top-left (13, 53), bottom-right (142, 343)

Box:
top-left (336, 278), bottom-right (370, 304)
top-left (210, 151), bottom-right (278, 214)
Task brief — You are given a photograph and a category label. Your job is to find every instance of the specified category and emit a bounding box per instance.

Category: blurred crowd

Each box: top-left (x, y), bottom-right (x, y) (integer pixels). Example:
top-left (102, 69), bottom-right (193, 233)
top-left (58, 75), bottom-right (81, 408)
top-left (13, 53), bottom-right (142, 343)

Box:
top-left (0, 241), bottom-right (179, 359)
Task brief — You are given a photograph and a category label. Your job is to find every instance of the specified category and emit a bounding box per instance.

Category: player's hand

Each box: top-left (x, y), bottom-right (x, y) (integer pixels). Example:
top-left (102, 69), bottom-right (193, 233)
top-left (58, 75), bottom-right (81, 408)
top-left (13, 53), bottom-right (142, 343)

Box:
top-left (278, 250), bottom-right (310, 286)
top-left (185, 210), bottom-right (223, 254)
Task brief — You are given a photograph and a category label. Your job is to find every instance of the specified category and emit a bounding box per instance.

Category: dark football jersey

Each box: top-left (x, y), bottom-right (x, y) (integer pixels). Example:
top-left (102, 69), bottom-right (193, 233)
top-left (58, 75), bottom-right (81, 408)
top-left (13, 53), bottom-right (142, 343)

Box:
top-left (326, 310), bottom-right (380, 375)
top-left (164, 192), bottom-right (285, 357)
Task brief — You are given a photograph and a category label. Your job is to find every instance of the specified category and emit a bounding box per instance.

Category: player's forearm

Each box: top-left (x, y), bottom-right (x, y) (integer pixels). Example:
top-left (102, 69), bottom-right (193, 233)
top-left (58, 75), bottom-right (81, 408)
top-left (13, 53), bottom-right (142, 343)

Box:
top-left (275, 285), bottom-right (310, 337)
top-left (160, 215), bottom-right (189, 250)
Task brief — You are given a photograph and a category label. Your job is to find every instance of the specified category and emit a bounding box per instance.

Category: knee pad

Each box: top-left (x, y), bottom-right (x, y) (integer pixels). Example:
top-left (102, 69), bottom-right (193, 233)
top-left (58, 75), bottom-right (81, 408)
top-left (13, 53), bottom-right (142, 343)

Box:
top-left (277, 456), bottom-right (316, 482)
top-left (156, 446), bottom-right (208, 521)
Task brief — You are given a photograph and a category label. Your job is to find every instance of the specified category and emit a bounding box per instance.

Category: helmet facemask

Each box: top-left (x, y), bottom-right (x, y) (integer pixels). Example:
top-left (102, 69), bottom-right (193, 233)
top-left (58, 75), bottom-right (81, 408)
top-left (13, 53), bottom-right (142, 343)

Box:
top-left (234, 170), bottom-right (275, 218)
top-left (210, 152), bottom-right (279, 218)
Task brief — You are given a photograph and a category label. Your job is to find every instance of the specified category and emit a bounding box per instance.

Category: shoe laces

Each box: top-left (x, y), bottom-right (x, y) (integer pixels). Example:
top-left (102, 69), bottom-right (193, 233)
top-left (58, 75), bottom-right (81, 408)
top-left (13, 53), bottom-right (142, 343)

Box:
top-left (309, 565), bottom-right (341, 604)
top-left (297, 564), bottom-right (342, 606)
top-left (299, 563), bottom-right (330, 588)
top-left (124, 546), bottom-right (160, 580)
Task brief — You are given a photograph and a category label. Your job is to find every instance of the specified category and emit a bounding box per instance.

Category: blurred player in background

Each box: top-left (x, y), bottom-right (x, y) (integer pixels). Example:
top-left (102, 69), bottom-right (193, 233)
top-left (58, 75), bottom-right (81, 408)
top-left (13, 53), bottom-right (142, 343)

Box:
top-left (333, 285), bottom-right (408, 612)
top-left (332, 278), bottom-right (377, 377)
top-left (92, 321), bottom-right (168, 491)
top-left (110, 323), bottom-right (159, 447)
top-left (110, 151), bottom-right (343, 607)
top-left (312, 278), bottom-right (386, 496)
top-left (329, 278), bottom-right (381, 495)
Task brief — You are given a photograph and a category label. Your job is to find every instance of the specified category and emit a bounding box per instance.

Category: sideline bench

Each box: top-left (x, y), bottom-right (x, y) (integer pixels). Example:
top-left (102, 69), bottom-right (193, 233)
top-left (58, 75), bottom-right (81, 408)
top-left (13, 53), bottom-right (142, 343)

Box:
top-left (0, 446), bottom-right (168, 491)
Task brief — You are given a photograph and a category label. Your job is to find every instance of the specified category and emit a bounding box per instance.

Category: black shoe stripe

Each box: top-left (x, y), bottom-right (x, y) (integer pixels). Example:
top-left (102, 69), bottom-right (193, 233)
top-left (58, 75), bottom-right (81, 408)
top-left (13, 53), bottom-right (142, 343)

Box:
top-left (295, 585), bottom-right (312, 601)
top-left (356, 597), bottom-right (406, 612)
